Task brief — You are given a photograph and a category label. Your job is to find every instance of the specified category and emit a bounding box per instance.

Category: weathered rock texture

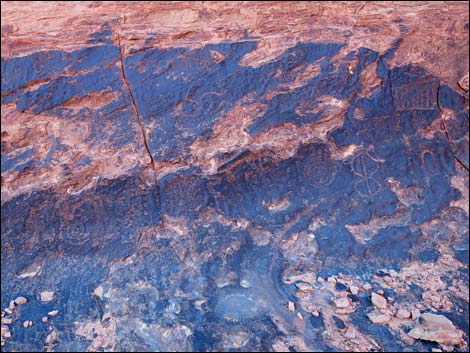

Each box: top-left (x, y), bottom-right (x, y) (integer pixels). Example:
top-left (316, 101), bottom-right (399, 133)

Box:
top-left (1, 1), bottom-right (469, 352)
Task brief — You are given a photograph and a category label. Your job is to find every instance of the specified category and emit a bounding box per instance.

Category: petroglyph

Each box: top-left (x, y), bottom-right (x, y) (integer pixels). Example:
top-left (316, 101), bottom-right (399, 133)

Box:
top-left (1, 2), bottom-right (468, 352)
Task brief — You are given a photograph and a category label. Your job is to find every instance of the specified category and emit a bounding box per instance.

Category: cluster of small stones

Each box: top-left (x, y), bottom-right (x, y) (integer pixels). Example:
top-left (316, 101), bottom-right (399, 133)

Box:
top-left (1, 295), bottom-right (60, 347)
top-left (281, 267), bottom-right (466, 352)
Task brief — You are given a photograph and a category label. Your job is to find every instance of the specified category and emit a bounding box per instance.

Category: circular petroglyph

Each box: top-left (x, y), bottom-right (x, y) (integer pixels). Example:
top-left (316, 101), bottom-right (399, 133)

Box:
top-left (354, 177), bottom-right (381, 198)
top-left (215, 294), bottom-right (259, 322)
top-left (302, 143), bottom-right (338, 187)
top-left (351, 151), bottom-right (379, 177)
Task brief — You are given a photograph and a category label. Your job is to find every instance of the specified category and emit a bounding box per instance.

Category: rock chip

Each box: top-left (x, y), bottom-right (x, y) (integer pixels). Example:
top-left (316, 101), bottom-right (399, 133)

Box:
top-left (14, 296), bottom-right (27, 305)
top-left (288, 301), bottom-right (295, 312)
top-left (349, 285), bottom-right (359, 296)
top-left (283, 272), bottom-right (316, 284)
top-left (47, 310), bottom-right (59, 317)
top-left (1, 318), bottom-right (13, 325)
top-left (408, 313), bottom-right (464, 346)
top-left (334, 298), bottom-right (350, 309)
top-left (371, 292), bottom-right (387, 309)
top-left (23, 320), bottom-right (33, 328)
top-left (396, 308), bottom-right (411, 319)
top-left (40, 291), bottom-right (55, 302)
top-left (296, 282), bottom-right (313, 292)
top-left (367, 312), bottom-right (391, 324)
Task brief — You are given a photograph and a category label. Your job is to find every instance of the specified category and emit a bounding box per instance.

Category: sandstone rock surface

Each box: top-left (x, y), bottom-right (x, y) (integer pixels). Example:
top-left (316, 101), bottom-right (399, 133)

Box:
top-left (1, 1), bottom-right (468, 352)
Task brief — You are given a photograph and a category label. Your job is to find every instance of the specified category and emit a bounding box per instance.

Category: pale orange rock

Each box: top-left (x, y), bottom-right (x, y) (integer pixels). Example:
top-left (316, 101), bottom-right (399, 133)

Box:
top-left (40, 291), bottom-right (55, 302)
top-left (367, 312), bottom-right (391, 324)
top-left (14, 297), bottom-right (27, 305)
top-left (396, 308), bottom-right (411, 319)
top-left (296, 282), bottom-right (314, 292)
top-left (371, 292), bottom-right (387, 309)
top-left (349, 285), bottom-right (359, 295)
top-left (408, 313), bottom-right (464, 346)
top-left (334, 298), bottom-right (350, 309)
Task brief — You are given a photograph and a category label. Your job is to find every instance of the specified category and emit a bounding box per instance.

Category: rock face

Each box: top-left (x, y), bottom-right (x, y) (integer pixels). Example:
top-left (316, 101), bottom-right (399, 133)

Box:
top-left (1, 2), bottom-right (469, 352)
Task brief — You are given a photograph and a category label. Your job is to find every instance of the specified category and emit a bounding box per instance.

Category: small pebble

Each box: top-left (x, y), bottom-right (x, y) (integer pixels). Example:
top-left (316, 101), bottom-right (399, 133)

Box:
top-left (349, 285), bottom-right (359, 296)
top-left (312, 310), bottom-right (319, 317)
top-left (415, 303), bottom-right (423, 309)
top-left (371, 292), bottom-right (387, 309)
top-left (367, 312), bottom-right (391, 324)
top-left (1, 318), bottom-right (13, 325)
top-left (40, 291), bottom-right (55, 302)
top-left (396, 308), bottom-right (411, 319)
top-left (296, 312), bottom-right (303, 320)
top-left (376, 290), bottom-right (384, 295)
top-left (327, 276), bottom-right (337, 283)
top-left (23, 320), bottom-right (33, 328)
top-left (317, 277), bottom-right (325, 283)
top-left (47, 310), bottom-right (59, 317)
top-left (334, 298), bottom-right (350, 309)
top-left (42, 316), bottom-right (48, 323)
top-left (8, 301), bottom-right (15, 310)
top-left (4, 309), bottom-right (12, 315)
top-left (296, 282), bottom-right (313, 292)
top-left (14, 297), bottom-right (27, 305)
top-left (93, 286), bottom-right (104, 298)
top-left (362, 283), bottom-right (372, 291)
top-left (288, 301), bottom-right (295, 312)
